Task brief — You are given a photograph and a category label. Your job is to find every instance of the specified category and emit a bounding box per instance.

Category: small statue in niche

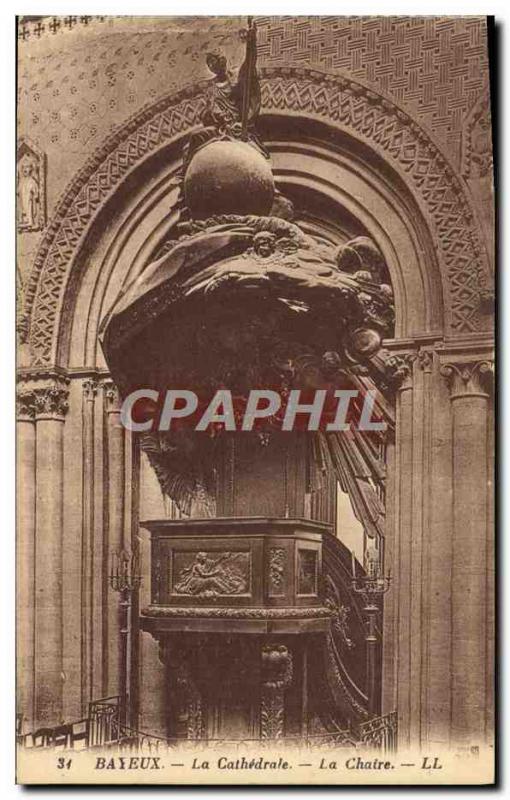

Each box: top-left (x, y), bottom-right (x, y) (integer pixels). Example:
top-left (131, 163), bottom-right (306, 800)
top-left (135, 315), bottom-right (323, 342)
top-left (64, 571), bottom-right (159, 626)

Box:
top-left (18, 158), bottom-right (40, 230)
top-left (17, 140), bottom-right (45, 233)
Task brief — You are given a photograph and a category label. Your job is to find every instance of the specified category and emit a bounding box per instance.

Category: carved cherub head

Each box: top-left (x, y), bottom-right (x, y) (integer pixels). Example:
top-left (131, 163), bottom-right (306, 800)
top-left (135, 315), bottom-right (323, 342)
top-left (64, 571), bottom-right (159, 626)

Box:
top-left (253, 231), bottom-right (277, 258)
top-left (206, 51), bottom-right (228, 79)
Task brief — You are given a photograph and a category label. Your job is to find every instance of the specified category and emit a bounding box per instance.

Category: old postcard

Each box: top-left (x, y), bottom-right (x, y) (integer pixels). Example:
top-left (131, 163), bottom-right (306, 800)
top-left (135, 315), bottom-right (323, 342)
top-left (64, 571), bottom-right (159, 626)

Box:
top-left (16, 14), bottom-right (495, 785)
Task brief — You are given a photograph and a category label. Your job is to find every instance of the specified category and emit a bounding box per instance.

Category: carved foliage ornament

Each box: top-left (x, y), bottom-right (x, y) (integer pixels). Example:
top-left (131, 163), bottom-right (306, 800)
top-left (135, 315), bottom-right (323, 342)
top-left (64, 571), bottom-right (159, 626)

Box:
top-left (17, 371), bottom-right (70, 420)
top-left (33, 385), bottom-right (69, 418)
top-left (25, 69), bottom-right (491, 365)
top-left (440, 359), bottom-right (494, 397)
top-left (141, 604), bottom-right (334, 619)
top-left (16, 389), bottom-right (37, 420)
top-left (260, 645), bottom-right (293, 740)
top-left (268, 548), bottom-right (286, 596)
top-left (82, 378), bottom-right (98, 400)
top-left (102, 379), bottom-right (122, 412)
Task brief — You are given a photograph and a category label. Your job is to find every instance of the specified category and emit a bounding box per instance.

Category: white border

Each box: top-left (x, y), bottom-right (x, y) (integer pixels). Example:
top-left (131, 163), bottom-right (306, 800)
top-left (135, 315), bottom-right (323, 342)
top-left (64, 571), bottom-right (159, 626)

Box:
top-left (2, 3), bottom-right (504, 797)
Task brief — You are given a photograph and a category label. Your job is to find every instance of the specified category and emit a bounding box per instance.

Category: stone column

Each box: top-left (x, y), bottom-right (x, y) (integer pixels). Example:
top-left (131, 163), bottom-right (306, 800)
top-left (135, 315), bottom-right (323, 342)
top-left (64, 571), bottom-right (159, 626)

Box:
top-left (381, 352), bottom-right (415, 748)
top-left (424, 355), bottom-right (455, 748)
top-left (81, 379), bottom-right (98, 711)
top-left (409, 349), bottom-right (434, 747)
top-left (440, 358), bottom-right (494, 746)
top-left (104, 381), bottom-right (125, 695)
top-left (33, 374), bottom-right (69, 727)
top-left (16, 384), bottom-right (36, 730)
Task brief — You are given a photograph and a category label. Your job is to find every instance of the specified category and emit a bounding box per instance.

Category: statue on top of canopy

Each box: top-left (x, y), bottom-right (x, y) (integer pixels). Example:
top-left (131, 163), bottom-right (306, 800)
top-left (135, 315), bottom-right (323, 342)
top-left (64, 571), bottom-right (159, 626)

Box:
top-left (183, 18), bottom-right (268, 169)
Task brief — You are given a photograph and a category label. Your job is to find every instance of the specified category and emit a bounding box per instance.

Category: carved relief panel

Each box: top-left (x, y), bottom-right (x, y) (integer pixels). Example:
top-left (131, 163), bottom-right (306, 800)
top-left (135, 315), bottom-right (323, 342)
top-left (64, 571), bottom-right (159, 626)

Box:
top-left (143, 519), bottom-right (325, 610)
top-left (171, 550), bottom-right (251, 598)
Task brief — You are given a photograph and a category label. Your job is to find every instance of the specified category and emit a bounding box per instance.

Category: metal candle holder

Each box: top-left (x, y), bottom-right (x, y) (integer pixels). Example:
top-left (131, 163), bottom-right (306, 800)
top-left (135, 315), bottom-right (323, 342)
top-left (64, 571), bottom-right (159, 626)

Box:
top-left (350, 551), bottom-right (391, 716)
top-left (109, 548), bottom-right (142, 593)
top-left (109, 549), bottom-right (142, 726)
top-left (351, 573), bottom-right (392, 602)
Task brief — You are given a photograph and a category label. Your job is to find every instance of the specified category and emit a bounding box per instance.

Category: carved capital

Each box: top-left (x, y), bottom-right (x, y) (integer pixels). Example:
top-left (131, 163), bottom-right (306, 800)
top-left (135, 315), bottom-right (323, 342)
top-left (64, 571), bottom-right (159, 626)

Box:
top-left (33, 384), bottom-right (69, 419)
top-left (380, 351), bottom-right (416, 391)
top-left (102, 379), bottom-right (121, 413)
top-left (440, 359), bottom-right (494, 399)
top-left (17, 370), bottom-right (70, 420)
top-left (82, 378), bottom-right (98, 401)
top-left (417, 349), bottom-right (433, 373)
top-left (16, 388), bottom-right (36, 421)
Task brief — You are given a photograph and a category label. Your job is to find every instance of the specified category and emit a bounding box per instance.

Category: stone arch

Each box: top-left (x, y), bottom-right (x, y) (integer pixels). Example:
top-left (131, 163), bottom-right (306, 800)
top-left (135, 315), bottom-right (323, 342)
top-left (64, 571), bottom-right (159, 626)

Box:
top-left (23, 66), bottom-right (493, 367)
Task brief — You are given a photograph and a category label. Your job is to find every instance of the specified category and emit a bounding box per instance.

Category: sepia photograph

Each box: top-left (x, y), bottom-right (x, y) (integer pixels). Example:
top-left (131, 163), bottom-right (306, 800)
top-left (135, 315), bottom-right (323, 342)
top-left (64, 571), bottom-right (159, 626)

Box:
top-left (14, 9), bottom-right (495, 786)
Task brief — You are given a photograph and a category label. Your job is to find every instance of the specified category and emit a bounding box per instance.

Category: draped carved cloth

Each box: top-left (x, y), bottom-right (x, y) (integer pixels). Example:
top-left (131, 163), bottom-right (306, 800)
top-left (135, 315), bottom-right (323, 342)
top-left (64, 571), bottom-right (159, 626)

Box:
top-left (100, 215), bottom-right (396, 524)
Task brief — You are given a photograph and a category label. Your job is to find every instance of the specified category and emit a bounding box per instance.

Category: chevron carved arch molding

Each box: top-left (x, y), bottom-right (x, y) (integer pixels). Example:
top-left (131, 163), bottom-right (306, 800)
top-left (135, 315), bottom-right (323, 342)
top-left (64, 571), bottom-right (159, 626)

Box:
top-left (23, 66), bottom-right (492, 366)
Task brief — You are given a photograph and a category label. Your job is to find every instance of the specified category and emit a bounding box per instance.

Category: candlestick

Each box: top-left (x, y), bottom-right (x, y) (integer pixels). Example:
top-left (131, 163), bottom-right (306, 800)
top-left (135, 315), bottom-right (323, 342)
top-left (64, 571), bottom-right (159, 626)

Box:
top-left (109, 548), bottom-right (142, 727)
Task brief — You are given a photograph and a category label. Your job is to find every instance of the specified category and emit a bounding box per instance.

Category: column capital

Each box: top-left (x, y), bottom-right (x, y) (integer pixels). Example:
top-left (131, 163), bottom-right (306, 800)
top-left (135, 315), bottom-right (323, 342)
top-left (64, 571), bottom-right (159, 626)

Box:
top-left (82, 377), bottom-right (99, 400)
top-left (33, 385), bottom-right (69, 420)
top-left (16, 388), bottom-right (36, 421)
top-left (17, 369), bottom-right (70, 420)
top-left (102, 379), bottom-right (122, 413)
top-left (416, 349), bottom-right (434, 373)
top-left (440, 359), bottom-right (494, 399)
top-left (380, 351), bottom-right (417, 392)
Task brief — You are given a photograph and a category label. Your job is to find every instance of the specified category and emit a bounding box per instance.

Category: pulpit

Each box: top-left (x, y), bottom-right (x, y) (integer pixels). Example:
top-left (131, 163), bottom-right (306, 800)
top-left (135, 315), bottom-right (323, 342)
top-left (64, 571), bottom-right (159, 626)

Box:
top-left (100, 22), bottom-right (393, 744)
top-left (141, 517), bottom-right (333, 740)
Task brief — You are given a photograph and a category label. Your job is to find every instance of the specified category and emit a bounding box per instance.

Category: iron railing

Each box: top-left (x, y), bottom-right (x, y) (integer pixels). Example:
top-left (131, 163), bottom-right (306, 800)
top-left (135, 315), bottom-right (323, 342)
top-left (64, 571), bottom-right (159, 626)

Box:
top-left (18, 696), bottom-right (120, 750)
top-left (17, 702), bottom-right (397, 753)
